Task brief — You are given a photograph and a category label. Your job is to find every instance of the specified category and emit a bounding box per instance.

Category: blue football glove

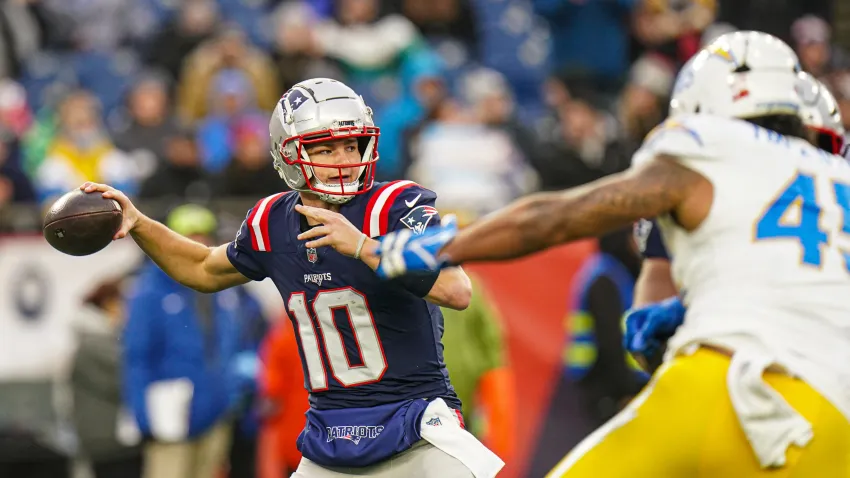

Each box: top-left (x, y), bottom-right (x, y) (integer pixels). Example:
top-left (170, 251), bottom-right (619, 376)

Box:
top-left (376, 214), bottom-right (458, 279)
top-left (624, 296), bottom-right (686, 360)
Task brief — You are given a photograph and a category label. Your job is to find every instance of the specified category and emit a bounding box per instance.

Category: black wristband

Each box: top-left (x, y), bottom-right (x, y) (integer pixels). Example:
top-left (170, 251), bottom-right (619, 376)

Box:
top-left (392, 269), bottom-right (440, 298)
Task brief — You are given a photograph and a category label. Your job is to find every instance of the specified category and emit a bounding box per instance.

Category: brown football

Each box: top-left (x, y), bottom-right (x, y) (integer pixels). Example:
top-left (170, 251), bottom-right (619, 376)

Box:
top-left (43, 189), bottom-right (123, 256)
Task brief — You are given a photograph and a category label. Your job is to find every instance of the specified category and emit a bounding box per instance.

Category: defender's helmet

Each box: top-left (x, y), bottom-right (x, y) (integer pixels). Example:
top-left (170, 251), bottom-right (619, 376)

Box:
top-left (270, 78), bottom-right (379, 204)
top-left (670, 31), bottom-right (802, 120)
top-left (796, 72), bottom-right (845, 154)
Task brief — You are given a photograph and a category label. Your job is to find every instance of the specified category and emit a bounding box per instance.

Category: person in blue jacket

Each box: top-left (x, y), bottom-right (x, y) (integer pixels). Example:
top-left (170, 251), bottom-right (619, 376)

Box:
top-left (122, 204), bottom-right (263, 478)
top-left (529, 227), bottom-right (648, 476)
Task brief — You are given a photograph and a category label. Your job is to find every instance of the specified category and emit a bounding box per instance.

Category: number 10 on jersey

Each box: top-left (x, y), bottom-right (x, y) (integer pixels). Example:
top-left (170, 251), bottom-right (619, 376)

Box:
top-left (288, 288), bottom-right (387, 391)
top-left (755, 172), bottom-right (850, 270)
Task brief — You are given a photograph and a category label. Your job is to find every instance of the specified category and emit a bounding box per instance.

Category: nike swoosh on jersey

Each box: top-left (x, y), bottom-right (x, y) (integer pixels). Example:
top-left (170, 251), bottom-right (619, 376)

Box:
top-left (405, 194), bottom-right (422, 208)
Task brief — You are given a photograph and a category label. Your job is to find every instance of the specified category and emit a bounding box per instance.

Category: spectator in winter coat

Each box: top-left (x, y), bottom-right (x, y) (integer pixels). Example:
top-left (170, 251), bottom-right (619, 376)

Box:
top-left (71, 278), bottom-right (143, 478)
top-left (122, 204), bottom-right (264, 478)
top-left (33, 90), bottom-right (137, 205)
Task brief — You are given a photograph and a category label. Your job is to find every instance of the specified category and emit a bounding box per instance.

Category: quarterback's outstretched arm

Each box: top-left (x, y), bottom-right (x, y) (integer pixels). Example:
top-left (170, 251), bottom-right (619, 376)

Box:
top-left (131, 216), bottom-right (250, 292)
top-left (439, 156), bottom-right (709, 265)
top-left (82, 182), bottom-right (250, 293)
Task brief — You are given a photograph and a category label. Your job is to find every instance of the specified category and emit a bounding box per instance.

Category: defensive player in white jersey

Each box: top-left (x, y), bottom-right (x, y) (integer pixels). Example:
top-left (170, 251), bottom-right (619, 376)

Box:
top-left (373, 31), bottom-right (850, 476)
top-left (625, 72), bottom-right (848, 371)
top-left (633, 70), bottom-right (847, 308)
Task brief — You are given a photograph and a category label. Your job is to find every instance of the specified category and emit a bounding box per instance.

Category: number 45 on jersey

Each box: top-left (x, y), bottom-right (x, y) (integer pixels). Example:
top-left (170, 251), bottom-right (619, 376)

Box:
top-left (756, 172), bottom-right (850, 270)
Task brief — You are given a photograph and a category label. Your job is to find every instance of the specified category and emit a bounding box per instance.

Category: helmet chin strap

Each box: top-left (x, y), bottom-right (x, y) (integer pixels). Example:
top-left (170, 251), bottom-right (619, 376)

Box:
top-left (309, 173), bottom-right (362, 198)
top-left (316, 191), bottom-right (355, 205)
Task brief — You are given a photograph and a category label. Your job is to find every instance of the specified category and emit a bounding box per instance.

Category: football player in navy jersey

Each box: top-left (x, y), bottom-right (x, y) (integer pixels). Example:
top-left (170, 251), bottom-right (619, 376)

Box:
top-left (625, 218), bottom-right (678, 371)
top-left (631, 218), bottom-right (675, 307)
top-left (80, 78), bottom-right (504, 478)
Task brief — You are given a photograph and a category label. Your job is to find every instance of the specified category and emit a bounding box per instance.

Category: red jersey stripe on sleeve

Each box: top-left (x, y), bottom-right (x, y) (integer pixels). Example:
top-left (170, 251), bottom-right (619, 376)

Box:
top-left (249, 192), bottom-right (289, 251)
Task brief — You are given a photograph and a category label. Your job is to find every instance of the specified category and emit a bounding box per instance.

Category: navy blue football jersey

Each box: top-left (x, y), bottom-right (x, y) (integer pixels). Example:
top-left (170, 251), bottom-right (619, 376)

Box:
top-left (633, 218), bottom-right (670, 260)
top-left (226, 181), bottom-right (460, 410)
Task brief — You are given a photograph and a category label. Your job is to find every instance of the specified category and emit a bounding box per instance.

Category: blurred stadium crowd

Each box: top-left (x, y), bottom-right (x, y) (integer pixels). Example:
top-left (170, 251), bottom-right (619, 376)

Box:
top-left (0, 0), bottom-right (847, 477)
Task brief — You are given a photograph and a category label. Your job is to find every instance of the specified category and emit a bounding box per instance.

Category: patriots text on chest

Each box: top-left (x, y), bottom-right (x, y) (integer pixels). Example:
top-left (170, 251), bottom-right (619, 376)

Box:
top-left (305, 273), bottom-right (333, 286)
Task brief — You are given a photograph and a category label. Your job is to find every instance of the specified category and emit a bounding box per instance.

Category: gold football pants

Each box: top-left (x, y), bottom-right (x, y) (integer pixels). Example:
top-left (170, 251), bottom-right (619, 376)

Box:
top-left (547, 348), bottom-right (850, 477)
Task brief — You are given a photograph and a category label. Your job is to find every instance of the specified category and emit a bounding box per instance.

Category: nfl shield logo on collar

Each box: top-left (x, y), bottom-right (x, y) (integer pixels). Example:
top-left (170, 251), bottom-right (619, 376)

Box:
top-left (307, 247), bottom-right (318, 263)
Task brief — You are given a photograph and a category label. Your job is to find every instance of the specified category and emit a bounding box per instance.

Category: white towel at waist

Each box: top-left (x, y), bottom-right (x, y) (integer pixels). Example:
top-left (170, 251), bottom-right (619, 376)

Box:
top-left (418, 398), bottom-right (504, 478)
top-left (726, 349), bottom-right (813, 468)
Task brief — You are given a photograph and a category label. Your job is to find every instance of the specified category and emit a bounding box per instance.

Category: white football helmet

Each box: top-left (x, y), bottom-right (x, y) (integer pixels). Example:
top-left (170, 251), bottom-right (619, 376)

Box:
top-left (269, 78), bottom-right (379, 204)
top-left (670, 31), bottom-right (802, 119)
top-left (796, 72), bottom-right (845, 154)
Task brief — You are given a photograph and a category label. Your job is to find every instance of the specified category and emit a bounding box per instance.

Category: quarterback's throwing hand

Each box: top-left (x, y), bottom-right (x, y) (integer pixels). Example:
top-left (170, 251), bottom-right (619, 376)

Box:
top-left (375, 215), bottom-right (458, 279)
top-left (80, 182), bottom-right (140, 239)
top-left (296, 204), bottom-right (366, 258)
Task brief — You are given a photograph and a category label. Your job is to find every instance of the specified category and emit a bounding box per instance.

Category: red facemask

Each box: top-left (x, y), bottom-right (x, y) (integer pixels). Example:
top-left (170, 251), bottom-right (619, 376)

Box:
top-left (279, 125), bottom-right (380, 197)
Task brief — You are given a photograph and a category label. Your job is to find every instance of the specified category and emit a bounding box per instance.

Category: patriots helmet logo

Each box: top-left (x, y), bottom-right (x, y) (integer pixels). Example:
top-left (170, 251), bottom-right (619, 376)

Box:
top-left (284, 88), bottom-right (309, 111)
top-left (340, 435), bottom-right (363, 445)
top-left (399, 205), bottom-right (438, 235)
top-left (426, 417), bottom-right (442, 427)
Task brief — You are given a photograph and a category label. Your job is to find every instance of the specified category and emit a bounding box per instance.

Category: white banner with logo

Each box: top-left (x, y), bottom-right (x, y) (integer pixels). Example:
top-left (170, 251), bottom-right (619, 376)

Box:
top-left (0, 236), bottom-right (283, 381)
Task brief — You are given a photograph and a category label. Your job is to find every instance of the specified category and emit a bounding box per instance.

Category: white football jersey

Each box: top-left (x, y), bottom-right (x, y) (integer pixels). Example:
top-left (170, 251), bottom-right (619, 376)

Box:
top-left (632, 114), bottom-right (850, 420)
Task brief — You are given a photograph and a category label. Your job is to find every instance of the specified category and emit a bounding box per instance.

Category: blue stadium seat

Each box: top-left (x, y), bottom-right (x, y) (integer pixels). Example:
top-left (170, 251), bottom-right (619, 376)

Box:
top-left (72, 50), bottom-right (142, 118)
top-left (19, 52), bottom-right (78, 112)
top-left (347, 76), bottom-right (398, 121)
top-left (469, 0), bottom-right (551, 121)
top-left (217, 0), bottom-right (274, 50)
top-left (426, 37), bottom-right (477, 95)
top-left (139, 0), bottom-right (178, 28)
